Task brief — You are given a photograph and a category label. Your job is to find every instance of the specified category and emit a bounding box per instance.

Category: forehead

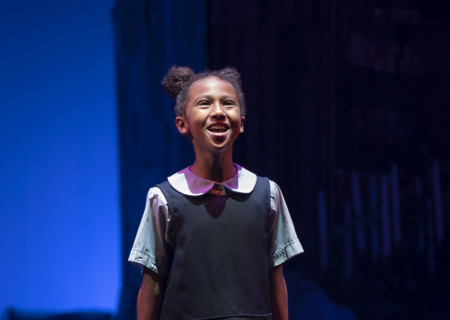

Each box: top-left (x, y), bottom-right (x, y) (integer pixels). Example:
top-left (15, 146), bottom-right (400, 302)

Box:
top-left (188, 76), bottom-right (237, 99)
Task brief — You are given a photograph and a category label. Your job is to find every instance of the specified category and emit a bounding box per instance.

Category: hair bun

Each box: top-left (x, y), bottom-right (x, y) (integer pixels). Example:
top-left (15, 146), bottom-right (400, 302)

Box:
top-left (217, 67), bottom-right (241, 82)
top-left (161, 66), bottom-right (195, 98)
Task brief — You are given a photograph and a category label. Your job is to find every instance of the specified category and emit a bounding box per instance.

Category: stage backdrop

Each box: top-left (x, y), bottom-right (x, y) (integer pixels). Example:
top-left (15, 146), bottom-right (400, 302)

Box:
top-left (0, 0), bottom-right (120, 315)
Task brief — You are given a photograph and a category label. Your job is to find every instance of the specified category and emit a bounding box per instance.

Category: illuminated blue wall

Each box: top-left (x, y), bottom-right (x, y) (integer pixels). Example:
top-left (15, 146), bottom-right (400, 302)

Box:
top-left (0, 0), bottom-right (120, 314)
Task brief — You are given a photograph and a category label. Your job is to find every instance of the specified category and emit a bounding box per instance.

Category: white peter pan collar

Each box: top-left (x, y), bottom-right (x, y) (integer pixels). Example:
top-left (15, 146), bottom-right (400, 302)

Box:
top-left (167, 164), bottom-right (257, 196)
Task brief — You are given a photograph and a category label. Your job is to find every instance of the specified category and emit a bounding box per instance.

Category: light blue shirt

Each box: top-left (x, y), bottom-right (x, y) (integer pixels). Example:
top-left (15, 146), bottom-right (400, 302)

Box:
top-left (129, 164), bottom-right (303, 276)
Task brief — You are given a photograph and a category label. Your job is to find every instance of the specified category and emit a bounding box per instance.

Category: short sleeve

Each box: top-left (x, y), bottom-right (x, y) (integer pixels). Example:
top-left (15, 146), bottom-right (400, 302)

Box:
top-left (128, 187), bottom-right (171, 276)
top-left (267, 180), bottom-right (304, 267)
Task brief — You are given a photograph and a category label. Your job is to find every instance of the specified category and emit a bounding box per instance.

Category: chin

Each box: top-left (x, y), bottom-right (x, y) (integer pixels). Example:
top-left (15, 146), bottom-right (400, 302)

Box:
top-left (209, 144), bottom-right (232, 154)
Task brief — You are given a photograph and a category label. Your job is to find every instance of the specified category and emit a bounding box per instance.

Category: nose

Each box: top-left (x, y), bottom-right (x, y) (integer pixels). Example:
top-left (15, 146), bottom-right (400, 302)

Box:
top-left (210, 102), bottom-right (225, 121)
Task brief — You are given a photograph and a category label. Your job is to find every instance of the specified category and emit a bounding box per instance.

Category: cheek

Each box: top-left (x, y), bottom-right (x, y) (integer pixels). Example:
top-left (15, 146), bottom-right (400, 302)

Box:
top-left (185, 114), bottom-right (203, 130)
top-left (231, 110), bottom-right (243, 122)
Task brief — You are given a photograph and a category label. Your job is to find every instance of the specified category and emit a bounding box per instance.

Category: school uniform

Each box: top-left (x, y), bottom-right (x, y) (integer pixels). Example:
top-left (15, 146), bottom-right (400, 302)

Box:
top-left (129, 164), bottom-right (303, 320)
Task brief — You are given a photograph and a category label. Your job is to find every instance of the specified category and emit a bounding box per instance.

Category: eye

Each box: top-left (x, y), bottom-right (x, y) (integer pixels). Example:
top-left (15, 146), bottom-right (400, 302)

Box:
top-left (223, 100), bottom-right (236, 106)
top-left (197, 100), bottom-right (210, 107)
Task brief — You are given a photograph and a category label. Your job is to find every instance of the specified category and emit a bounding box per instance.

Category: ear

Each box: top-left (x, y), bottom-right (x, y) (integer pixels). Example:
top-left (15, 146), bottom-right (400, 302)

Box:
top-left (176, 116), bottom-right (189, 135)
top-left (240, 116), bottom-right (245, 134)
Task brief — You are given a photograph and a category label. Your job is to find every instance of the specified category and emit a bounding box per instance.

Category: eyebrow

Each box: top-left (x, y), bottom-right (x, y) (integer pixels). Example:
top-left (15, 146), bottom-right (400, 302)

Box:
top-left (194, 95), bottom-right (238, 102)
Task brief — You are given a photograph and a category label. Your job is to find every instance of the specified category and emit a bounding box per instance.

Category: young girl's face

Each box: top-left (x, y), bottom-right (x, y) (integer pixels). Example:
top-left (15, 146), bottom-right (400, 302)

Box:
top-left (176, 76), bottom-right (245, 156)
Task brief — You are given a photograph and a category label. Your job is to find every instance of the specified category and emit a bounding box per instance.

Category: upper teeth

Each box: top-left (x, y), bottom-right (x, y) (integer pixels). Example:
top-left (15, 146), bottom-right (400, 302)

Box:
top-left (209, 126), bottom-right (226, 132)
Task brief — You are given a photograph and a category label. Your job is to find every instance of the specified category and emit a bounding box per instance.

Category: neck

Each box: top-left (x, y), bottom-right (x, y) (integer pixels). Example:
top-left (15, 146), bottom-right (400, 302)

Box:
top-left (190, 150), bottom-right (236, 182)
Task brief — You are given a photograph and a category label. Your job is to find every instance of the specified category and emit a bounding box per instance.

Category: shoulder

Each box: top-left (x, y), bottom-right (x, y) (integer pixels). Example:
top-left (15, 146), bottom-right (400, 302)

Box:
top-left (267, 180), bottom-right (286, 211)
top-left (146, 185), bottom-right (169, 206)
top-left (267, 179), bottom-right (281, 197)
top-left (268, 179), bottom-right (281, 193)
top-left (240, 167), bottom-right (283, 201)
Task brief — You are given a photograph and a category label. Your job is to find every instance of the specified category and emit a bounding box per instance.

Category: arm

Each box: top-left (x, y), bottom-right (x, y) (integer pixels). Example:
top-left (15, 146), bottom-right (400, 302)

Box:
top-left (137, 268), bottom-right (166, 320)
top-left (269, 264), bottom-right (288, 320)
top-left (130, 188), bottom-right (170, 319)
top-left (267, 181), bottom-right (303, 320)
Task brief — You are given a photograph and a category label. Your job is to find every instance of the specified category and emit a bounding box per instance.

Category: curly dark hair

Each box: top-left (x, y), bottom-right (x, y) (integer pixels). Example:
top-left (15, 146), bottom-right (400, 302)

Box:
top-left (161, 66), bottom-right (246, 117)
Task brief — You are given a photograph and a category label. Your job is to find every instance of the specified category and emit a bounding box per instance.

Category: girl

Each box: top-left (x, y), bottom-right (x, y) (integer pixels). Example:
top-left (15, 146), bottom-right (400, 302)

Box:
top-left (129, 66), bottom-right (303, 320)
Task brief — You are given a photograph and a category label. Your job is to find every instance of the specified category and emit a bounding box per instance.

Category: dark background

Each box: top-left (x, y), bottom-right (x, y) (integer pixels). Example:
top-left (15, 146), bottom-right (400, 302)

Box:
top-left (116, 0), bottom-right (450, 319)
top-left (3, 0), bottom-right (450, 319)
